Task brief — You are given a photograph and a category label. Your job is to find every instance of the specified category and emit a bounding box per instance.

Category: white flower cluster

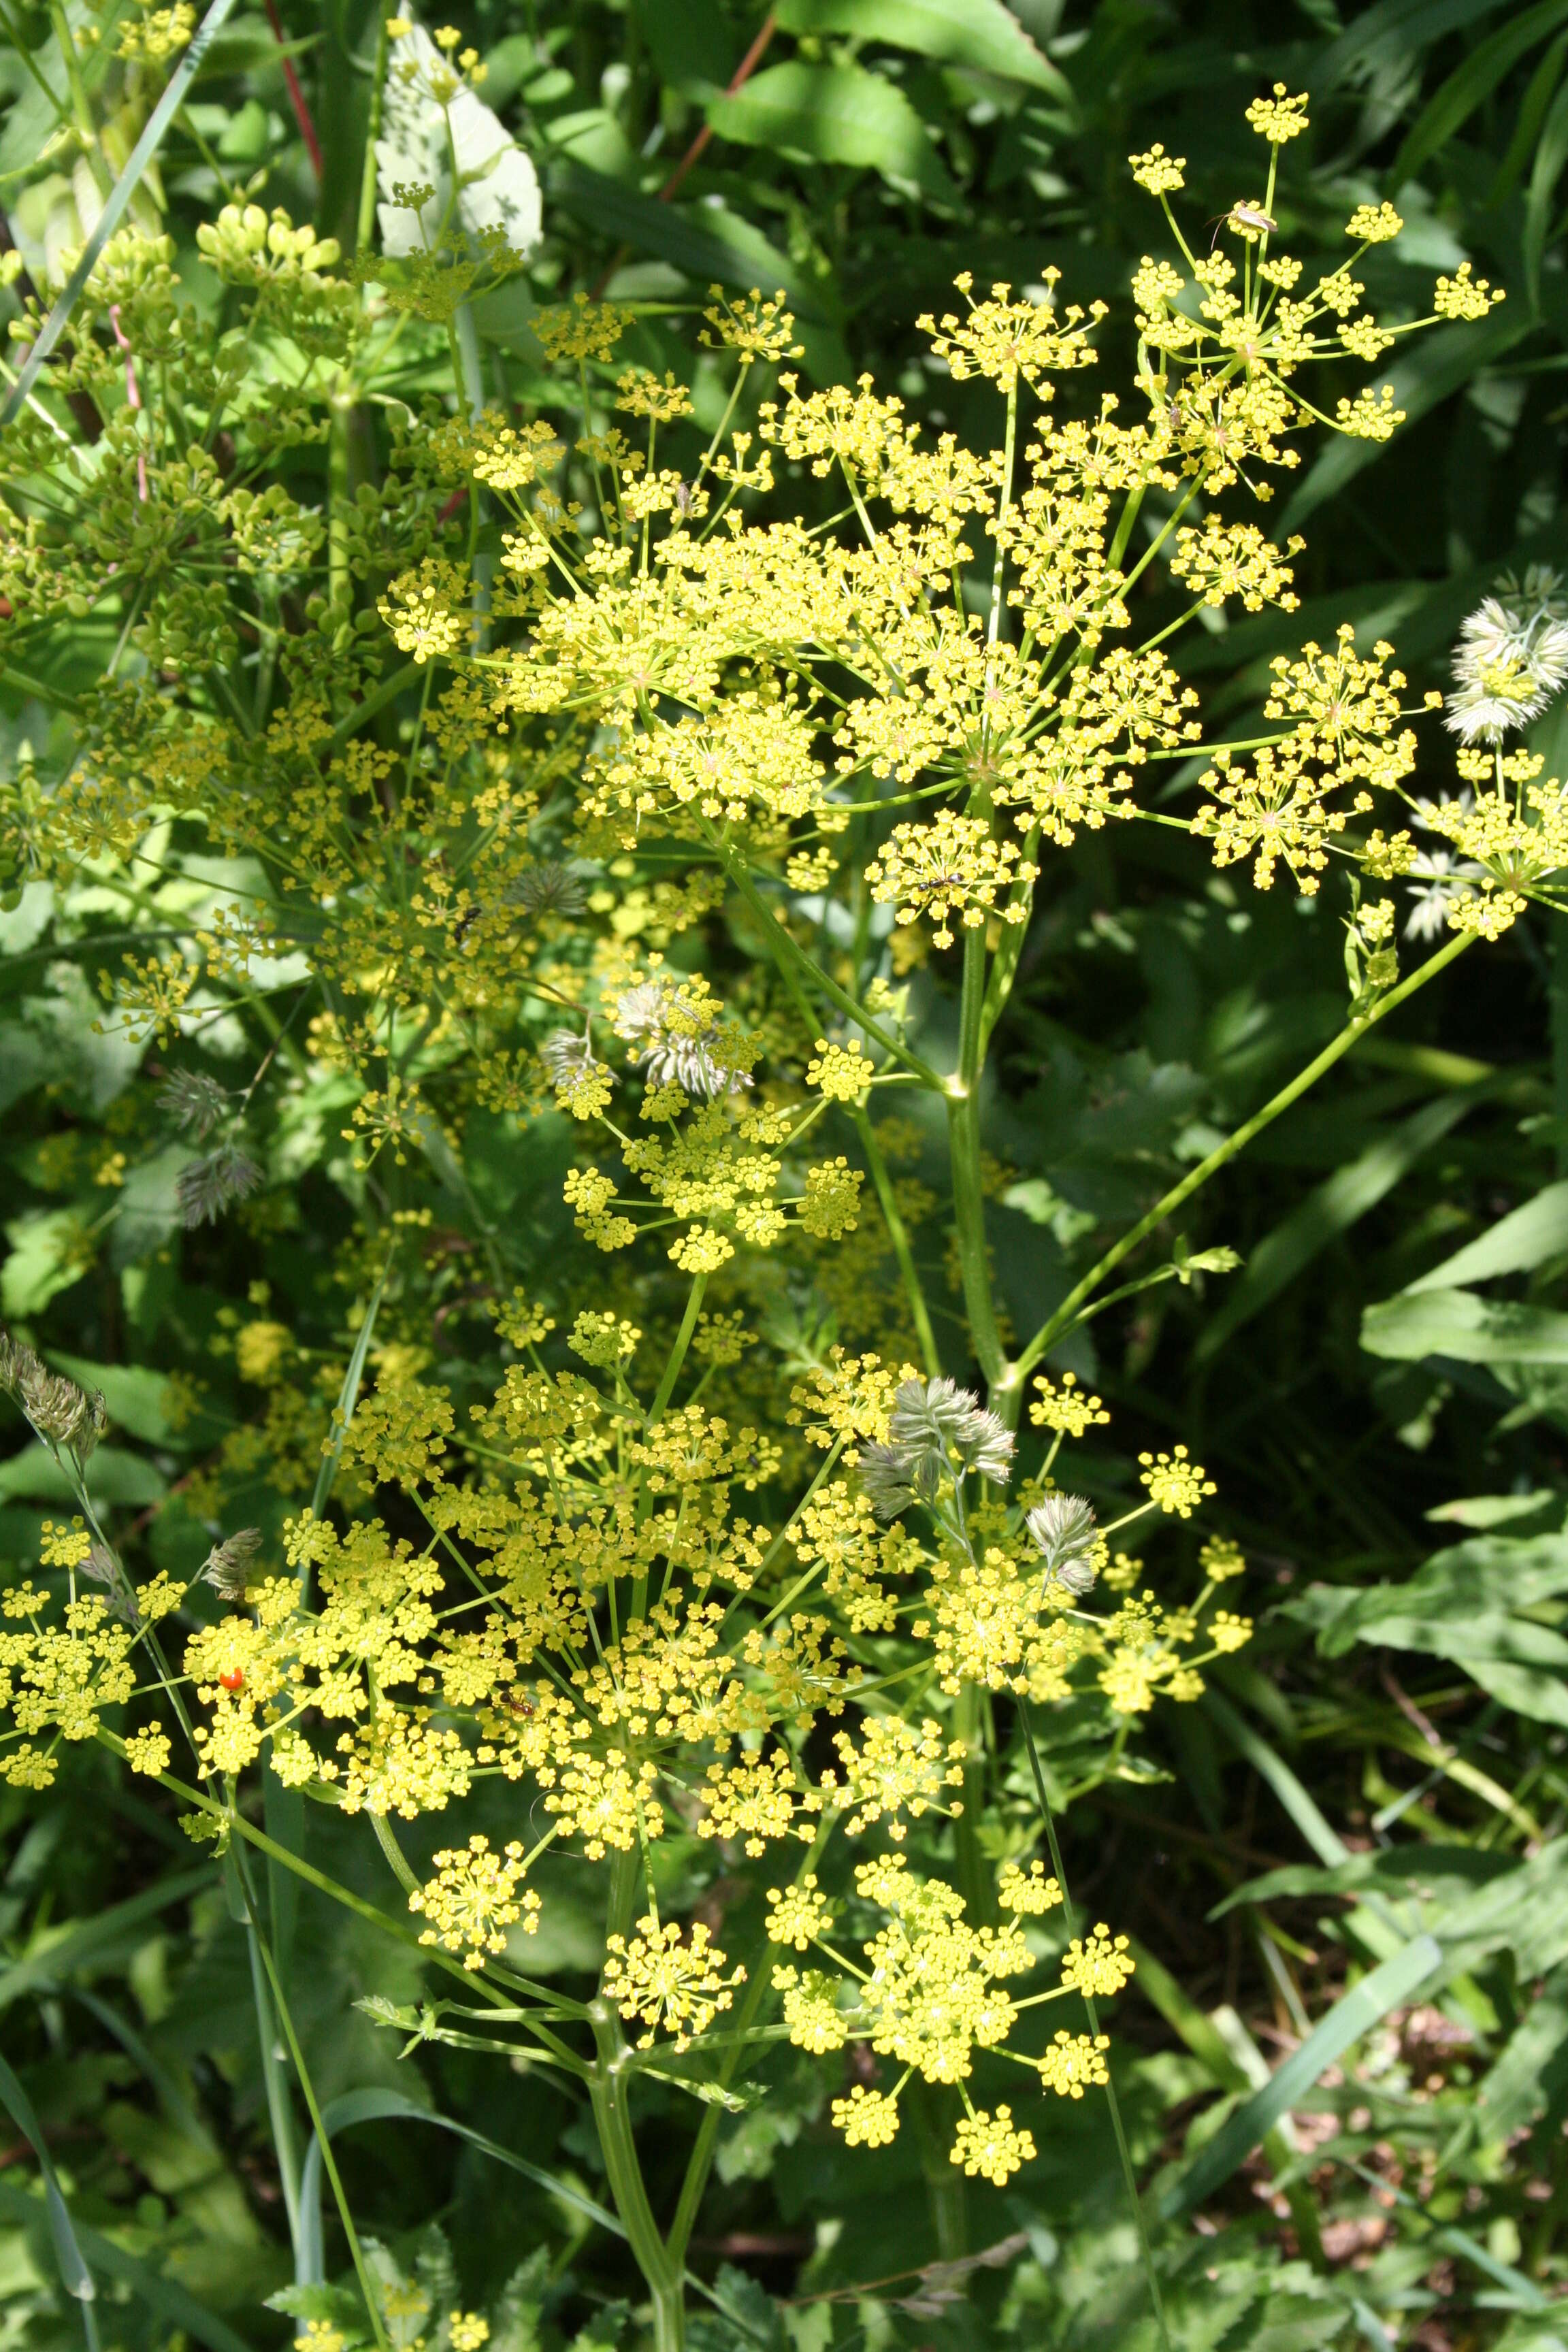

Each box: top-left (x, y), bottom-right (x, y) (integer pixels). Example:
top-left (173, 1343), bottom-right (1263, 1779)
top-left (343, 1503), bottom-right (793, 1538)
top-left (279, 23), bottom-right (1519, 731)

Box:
top-left (1444, 566), bottom-right (1568, 746)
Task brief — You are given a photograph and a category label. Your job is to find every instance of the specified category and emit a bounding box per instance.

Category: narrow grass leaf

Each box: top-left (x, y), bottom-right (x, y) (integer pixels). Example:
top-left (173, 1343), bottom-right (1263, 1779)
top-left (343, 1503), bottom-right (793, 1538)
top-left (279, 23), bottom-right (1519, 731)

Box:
top-left (1386, 0), bottom-right (1568, 190)
top-left (0, 2053), bottom-right (95, 2302)
top-left (0, 2180), bottom-right (251, 2352)
top-left (1195, 1092), bottom-right (1480, 1360)
top-left (0, 1867), bottom-right (210, 2014)
top-left (1160, 1935), bottom-right (1443, 2217)
top-left (297, 2088), bottom-right (625, 2286)
top-left (1, 0), bottom-right (242, 425)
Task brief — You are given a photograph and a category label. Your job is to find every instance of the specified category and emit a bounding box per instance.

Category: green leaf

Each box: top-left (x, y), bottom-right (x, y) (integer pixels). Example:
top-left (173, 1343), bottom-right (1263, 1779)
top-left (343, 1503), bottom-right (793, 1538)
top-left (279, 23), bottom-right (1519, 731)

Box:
top-left (0, 2180), bottom-right (252, 2352)
top-left (0, 0), bottom-right (244, 425)
top-left (1281, 314), bottom-right (1525, 531)
top-left (0, 1442), bottom-right (166, 1506)
top-left (297, 2089), bottom-right (625, 2288)
top-left (1304, 1533), bottom-right (1568, 1652)
top-left (47, 1355), bottom-right (172, 1445)
top-left (1526, 76), bottom-right (1568, 310)
top-left (1159, 1936), bottom-right (1443, 2217)
top-left (0, 2051), bottom-right (95, 2302)
top-left (0, 1867), bottom-right (210, 2014)
top-left (1311, 0), bottom-right (1513, 92)
top-left (1362, 1286), bottom-right (1568, 1364)
top-left (2, 1207), bottom-right (91, 1317)
top-left (708, 62), bottom-right (960, 203)
top-left (1386, 0), bottom-right (1568, 191)
top-left (633, 0), bottom-right (737, 95)
top-left (1408, 1181), bottom-right (1568, 1293)
top-left (773, 0), bottom-right (1071, 95)
top-left (1201, 1691), bottom-right (1348, 1867)
top-left (1196, 1092), bottom-right (1480, 1362)
top-left (550, 160), bottom-right (820, 314)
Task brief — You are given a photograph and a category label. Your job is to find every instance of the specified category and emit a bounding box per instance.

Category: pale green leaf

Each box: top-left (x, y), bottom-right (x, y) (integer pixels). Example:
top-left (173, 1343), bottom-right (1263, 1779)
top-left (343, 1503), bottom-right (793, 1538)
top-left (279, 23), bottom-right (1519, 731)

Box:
top-left (774, 0), bottom-right (1071, 95)
top-left (1362, 1286), bottom-right (1568, 1364)
top-left (708, 62), bottom-right (960, 203)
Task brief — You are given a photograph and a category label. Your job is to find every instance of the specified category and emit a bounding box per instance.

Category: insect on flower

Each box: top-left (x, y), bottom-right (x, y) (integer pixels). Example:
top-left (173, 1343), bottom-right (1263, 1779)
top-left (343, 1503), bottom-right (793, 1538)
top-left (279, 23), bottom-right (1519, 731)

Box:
top-left (218, 1668), bottom-right (245, 1692)
top-left (1210, 201), bottom-right (1278, 248)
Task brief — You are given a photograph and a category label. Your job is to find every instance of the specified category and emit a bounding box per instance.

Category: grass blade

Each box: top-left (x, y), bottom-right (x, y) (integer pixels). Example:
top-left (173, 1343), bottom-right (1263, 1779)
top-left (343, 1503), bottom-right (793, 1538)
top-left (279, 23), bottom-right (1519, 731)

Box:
top-left (1, 0), bottom-right (242, 427)
top-left (1159, 1934), bottom-right (1443, 2217)
top-left (0, 2180), bottom-right (252, 2352)
top-left (0, 2051), bottom-right (95, 2304)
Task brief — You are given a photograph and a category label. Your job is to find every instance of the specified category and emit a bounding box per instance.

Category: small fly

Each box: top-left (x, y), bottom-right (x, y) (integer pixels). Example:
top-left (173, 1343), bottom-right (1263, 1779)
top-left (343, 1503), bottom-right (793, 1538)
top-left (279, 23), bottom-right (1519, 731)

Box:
top-left (1210, 201), bottom-right (1278, 248)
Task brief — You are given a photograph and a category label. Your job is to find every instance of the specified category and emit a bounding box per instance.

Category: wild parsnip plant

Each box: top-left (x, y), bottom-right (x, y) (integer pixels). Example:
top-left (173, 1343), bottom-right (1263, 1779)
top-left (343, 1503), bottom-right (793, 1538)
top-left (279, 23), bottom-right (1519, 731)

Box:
top-left (0, 37), bottom-right (1548, 2349)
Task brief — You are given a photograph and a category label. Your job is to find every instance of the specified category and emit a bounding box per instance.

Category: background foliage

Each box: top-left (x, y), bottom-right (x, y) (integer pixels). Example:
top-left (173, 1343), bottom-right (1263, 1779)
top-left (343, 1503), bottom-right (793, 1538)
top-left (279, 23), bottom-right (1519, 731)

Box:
top-left (7, 1), bottom-right (1568, 2348)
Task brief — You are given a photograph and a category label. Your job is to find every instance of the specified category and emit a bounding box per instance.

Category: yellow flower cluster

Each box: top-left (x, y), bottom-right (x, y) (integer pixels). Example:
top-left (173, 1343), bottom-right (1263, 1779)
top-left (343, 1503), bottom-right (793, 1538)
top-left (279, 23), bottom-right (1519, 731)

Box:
top-left (409, 1835), bottom-right (541, 1970)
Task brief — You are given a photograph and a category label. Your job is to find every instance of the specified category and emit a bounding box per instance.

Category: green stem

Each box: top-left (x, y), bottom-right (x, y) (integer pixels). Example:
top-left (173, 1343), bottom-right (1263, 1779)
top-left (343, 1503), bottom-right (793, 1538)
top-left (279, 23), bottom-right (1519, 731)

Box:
top-left (250, 1924), bottom-right (392, 2351)
top-left (946, 926), bottom-right (1007, 1390)
top-left (853, 1104), bottom-right (940, 1376)
top-left (240, 1878), bottom-right (306, 2257)
top-left (704, 825), bottom-right (943, 1088)
top-left (647, 1271), bottom-right (706, 1426)
top-left (1014, 930), bottom-right (1474, 1380)
top-left (953, 1678), bottom-right (991, 1925)
top-left (98, 1737), bottom-right (587, 2020)
top-left (587, 1993), bottom-right (685, 2352)
top-left (664, 1814), bottom-right (836, 2273)
top-left (355, 10), bottom-right (392, 259)
top-left (1018, 1703), bottom-right (1172, 2352)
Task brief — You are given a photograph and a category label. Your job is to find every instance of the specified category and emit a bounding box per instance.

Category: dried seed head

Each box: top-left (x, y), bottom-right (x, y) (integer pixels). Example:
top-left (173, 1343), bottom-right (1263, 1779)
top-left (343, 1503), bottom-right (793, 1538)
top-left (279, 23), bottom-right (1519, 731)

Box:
top-left (858, 1438), bottom-right (941, 1522)
top-left (158, 1068), bottom-right (231, 1139)
top-left (1026, 1494), bottom-right (1100, 1594)
top-left (509, 861), bottom-right (587, 919)
top-left (177, 1143), bottom-right (263, 1228)
top-left (15, 1357), bottom-right (107, 1456)
top-left (889, 1375), bottom-right (1014, 1483)
top-left (0, 1325), bottom-right (44, 1399)
top-left (201, 1526), bottom-right (263, 1603)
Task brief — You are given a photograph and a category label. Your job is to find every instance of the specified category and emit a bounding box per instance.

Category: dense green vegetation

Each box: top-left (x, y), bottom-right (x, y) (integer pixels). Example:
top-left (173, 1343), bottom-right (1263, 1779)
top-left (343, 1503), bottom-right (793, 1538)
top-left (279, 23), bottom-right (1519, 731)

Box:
top-left (6, 3), bottom-right (1568, 2350)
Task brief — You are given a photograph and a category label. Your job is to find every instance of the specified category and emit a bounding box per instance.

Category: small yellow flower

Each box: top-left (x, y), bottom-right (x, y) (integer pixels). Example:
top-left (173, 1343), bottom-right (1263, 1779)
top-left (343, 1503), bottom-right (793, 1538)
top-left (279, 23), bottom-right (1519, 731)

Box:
top-left (950, 2104), bottom-right (1035, 2185)
top-left (1061, 1925), bottom-right (1134, 1999)
top-left (1245, 82), bottom-right (1309, 144)
top-left (1038, 2029), bottom-right (1111, 2098)
top-left (832, 2085), bottom-right (900, 2146)
top-left (1138, 1446), bottom-right (1216, 1517)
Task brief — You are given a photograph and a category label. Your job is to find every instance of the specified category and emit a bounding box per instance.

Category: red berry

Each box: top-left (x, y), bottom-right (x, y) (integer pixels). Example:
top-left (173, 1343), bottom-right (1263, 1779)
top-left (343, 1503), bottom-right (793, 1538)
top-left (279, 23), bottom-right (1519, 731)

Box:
top-left (218, 1667), bottom-right (245, 1692)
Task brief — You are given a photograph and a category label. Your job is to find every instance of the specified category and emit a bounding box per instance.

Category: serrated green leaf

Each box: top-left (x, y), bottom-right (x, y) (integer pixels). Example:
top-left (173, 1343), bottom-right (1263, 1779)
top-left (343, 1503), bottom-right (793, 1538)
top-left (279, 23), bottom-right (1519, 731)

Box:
top-left (708, 62), bottom-right (960, 203)
top-left (774, 0), bottom-right (1070, 95)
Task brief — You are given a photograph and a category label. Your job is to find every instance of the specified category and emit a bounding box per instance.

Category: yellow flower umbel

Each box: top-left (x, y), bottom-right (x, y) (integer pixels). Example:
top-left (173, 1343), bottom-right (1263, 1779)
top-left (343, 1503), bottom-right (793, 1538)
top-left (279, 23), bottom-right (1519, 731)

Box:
top-left (602, 1914), bottom-right (745, 2051)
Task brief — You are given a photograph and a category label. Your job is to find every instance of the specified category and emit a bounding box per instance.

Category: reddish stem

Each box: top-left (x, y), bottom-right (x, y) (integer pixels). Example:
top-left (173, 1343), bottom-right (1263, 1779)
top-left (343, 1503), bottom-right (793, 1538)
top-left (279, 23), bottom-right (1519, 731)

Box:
top-left (588, 10), bottom-right (779, 300)
top-left (263, 0), bottom-right (324, 186)
top-left (657, 10), bottom-right (778, 202)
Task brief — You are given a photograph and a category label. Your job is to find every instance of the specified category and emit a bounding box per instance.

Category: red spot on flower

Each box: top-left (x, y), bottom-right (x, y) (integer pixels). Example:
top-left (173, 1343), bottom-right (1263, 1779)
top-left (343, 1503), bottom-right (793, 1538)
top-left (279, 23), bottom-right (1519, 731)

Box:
top-left (219, 1667), bottom-right (245, 1692)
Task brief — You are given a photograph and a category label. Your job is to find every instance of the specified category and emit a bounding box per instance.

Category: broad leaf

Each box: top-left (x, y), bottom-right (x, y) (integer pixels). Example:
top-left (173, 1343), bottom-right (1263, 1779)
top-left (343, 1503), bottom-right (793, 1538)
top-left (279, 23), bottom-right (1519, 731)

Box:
top-left (1362, 1286), bottom-right (1568, 1364)
top-left (708, 63), bottom-right (960, 203)
top-left (1405, 1179), bottom-right (1568, 1294)
top-left (774, 0), bottom-right (1071, 95)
